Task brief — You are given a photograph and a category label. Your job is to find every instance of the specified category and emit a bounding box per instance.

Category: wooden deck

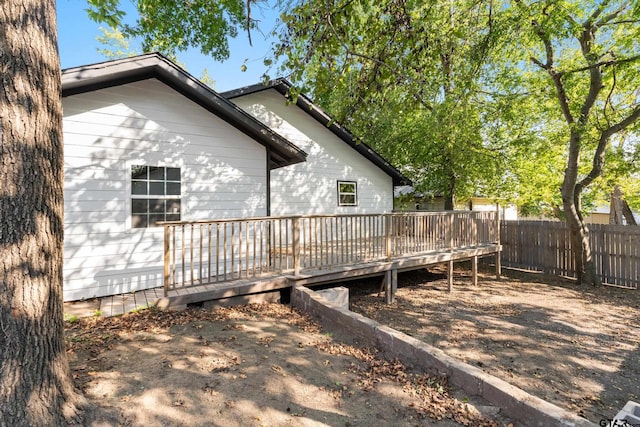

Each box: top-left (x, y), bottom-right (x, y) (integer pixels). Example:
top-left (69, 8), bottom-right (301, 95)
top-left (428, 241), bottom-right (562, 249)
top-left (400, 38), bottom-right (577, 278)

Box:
top-left (155, 211), bottom-right (501, 310)
top-left (96, 243), bottom-right (500, 317)
top-left (94, 211), bottom-right (501, 316)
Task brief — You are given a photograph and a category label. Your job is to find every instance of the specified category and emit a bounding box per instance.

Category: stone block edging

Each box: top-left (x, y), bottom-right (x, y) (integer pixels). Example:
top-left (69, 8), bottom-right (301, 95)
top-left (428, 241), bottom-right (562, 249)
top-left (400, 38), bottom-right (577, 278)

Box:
top-left (291, 286), bottom-right (595, 427)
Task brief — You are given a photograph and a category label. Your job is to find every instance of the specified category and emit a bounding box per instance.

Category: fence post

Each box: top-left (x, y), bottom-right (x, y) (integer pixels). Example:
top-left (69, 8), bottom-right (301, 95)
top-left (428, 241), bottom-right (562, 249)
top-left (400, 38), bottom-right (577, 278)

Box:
top-left (293, 216), bottom-right (301, 276)
top-left (164, 225), bottom-right (171, 297)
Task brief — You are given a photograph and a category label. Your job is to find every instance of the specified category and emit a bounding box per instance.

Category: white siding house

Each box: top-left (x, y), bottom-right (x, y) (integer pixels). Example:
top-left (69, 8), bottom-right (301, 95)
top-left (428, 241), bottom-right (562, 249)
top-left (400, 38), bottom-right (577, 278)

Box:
top-left (61, 54), bottom-right (305, 301)
top-left (223, 81), bottom-right (409, 215)
top-left (61, 55), bottom-right (408, 301)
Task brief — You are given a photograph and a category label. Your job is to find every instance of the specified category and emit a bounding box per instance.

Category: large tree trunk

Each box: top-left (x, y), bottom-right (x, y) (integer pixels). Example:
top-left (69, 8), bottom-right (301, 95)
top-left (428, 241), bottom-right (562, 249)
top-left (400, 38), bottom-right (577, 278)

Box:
top-left (564, 208), bottom-right (599, 285)
top-left (444, 171), bottom-right (456, 210)
top-left (561, 131), bottom-right (600, 286)
top-left (0, 1), bottom-right (83, 425)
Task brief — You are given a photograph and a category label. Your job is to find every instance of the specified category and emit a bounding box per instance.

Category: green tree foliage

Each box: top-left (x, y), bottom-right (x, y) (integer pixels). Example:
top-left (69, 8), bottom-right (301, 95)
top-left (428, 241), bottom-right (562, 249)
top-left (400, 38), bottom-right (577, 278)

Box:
top-left (95, 25), bottom-right (217, 89)
top-left (86, 0), bottom-right (249, 60)
top-left (96, 26), bottom-right (140, 59)
top-left (273, 0), bottom-right (510, 209)
top-left (273, 0), bottom-right (640, 285)
top-left (507, 0), bottom-right (640, 284)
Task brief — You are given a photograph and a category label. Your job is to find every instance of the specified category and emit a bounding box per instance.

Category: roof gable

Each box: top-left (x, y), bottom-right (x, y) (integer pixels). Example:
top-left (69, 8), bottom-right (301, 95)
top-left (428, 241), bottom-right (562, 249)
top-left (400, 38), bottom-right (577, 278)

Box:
top-left (61, 53), bottom-right (306, 170)
top-left (222, 79), bottom-right (411, 186)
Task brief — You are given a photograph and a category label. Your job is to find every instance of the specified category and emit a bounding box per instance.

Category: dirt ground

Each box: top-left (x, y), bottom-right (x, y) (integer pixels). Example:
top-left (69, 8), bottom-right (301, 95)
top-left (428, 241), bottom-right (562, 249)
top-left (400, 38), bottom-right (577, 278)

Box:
top-left (349, 266), bottom-right (640, 424)
top-left (65, 266), bottom-right (639, 426)
top-left (65, 304), bottom-right (505, 426)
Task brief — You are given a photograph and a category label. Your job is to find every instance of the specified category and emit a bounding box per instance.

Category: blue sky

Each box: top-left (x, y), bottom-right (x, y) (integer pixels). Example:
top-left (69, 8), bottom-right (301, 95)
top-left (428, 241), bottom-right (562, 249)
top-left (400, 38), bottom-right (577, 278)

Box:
top-left (56, 1), bottom-right (281, 91)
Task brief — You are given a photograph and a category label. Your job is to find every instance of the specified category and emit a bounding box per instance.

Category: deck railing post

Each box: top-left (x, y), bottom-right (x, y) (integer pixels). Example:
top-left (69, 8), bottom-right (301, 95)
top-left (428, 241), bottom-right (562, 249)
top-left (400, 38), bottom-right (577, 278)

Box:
top-left (449, 213), bottom-right (454, 251)
top-left (293, 216), bottom-right (301, 276)
top-left (164, 225), bottom-right (171, 297)
top-left (385, 214), bottom-right (392, 260)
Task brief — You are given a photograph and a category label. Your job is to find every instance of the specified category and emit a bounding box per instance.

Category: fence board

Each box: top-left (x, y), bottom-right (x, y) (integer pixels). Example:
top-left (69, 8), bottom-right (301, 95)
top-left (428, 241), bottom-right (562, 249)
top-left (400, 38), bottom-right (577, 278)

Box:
top-left (501, 221), bottom-right (639, 289)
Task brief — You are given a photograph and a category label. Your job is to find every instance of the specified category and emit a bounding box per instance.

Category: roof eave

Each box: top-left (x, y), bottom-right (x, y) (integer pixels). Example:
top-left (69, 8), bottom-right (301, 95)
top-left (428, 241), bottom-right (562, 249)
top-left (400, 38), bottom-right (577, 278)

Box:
top-left (223, 80), bottom-right (411, 186)
top-left (62, 54), bottom-right (307, 170)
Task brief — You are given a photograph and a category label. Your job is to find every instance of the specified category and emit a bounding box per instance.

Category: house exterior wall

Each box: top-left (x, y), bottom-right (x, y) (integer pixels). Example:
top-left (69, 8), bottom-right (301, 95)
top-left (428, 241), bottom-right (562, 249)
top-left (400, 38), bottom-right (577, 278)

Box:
top-left (584, 213), bottom-right (609, 224)
top-left (62, 79), bottom-right (267, 301)
top-left (231, 90), bottom-right (394, 215)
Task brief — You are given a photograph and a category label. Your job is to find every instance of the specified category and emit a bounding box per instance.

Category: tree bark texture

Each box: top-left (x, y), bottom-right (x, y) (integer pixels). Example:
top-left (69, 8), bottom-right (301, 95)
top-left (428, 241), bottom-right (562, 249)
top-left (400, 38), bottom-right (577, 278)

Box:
top-left (611, 185), bottom-right (638, 226)
top-left (1, 1), bottom-right (81, 425)
top-left (561, 132), bottom-right (599, 286)
top-left (622, 200), bottom-right (637, 226)
top-left (610, 186), bottom-right (625, 225)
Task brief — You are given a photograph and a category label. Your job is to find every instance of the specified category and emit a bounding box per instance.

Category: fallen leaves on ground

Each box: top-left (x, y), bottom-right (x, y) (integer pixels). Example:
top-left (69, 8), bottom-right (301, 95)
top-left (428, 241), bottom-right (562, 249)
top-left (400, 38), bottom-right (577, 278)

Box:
top-left (65, 303), bottom-right (500, 426)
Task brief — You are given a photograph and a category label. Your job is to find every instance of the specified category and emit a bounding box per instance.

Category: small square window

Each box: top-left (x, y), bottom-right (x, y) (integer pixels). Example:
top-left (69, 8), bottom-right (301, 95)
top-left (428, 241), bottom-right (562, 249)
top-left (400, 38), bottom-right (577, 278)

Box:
top-left (131, 165), bottom-right (181, 228)
top-left (337, 181), bottom-right (357, 206)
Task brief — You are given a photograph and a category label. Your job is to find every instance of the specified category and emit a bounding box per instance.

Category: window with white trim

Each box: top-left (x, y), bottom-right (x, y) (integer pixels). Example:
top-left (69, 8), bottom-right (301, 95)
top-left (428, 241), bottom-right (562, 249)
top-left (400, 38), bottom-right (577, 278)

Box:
top-left (131, 165), bottom-right (181, 228)
top-left (337, 181), bottom-right (357, 206)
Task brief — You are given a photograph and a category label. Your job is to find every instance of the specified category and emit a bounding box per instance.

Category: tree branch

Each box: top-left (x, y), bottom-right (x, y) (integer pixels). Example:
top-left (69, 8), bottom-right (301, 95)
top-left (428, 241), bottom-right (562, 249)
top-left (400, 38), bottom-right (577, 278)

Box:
top-left (530, 19), bottom-right (575, 125)
top-left (583, 0), bottom-right (613, 28)
top-left (599, 18), bottom-right (640, 26)
top-left (577, 104), bottom-right (640, 191)
top-left (592, 1), bottom-right (631, 29)
top-left (576, 23), bottom-right (603, 128)
top-left (561, 53), bottom-right (640, 76)
top-left (322, 8), bottom-right (434, 111)
top-left (603, 64), bottom-right (618, 126)
top-left (246, 0), bottom-right (252, 46)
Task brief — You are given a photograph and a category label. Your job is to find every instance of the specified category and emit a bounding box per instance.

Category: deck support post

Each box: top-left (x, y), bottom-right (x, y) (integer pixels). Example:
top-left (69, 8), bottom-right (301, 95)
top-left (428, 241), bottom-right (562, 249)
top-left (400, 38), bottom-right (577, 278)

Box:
top-left (448, 260), bottom-right (454, 292)
top-left (472, 255), bottom-right (478, 286)
top-left (391, 267), bottom-right (398, 297)
top-left (385, 270), bottom-right (392, 303)
top-left (385, 268), bottom-right (398, 304)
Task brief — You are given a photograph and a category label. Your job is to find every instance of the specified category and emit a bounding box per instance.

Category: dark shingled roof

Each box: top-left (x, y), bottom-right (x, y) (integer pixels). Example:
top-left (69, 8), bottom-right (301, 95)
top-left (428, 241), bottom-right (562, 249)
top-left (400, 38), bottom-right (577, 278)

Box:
top-left (222, 79), bottom-right (411, 186)
top-left (61, 53), bottom-right (307, 170)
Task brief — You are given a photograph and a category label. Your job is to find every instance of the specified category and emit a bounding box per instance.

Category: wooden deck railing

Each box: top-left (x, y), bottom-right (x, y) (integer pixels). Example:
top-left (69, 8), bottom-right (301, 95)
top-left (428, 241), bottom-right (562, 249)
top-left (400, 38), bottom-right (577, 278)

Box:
top-left (162, 211), bottom-right (499, 296)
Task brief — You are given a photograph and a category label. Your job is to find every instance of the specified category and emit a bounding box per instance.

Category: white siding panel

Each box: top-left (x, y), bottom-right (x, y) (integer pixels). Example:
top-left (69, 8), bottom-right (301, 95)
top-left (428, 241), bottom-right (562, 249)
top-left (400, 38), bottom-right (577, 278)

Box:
top-left (232, 90), bottom-right (394, 215)
top-left (62, 79), bottom-right (267, 301)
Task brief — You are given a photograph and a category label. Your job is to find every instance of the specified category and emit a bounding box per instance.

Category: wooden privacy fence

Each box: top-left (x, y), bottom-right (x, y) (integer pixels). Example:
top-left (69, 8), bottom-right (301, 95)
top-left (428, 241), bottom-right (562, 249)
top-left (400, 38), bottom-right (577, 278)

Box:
top-left (163, 211), bottom-right (499, 295)
top-left (501, 220), bottom-right (639, 289)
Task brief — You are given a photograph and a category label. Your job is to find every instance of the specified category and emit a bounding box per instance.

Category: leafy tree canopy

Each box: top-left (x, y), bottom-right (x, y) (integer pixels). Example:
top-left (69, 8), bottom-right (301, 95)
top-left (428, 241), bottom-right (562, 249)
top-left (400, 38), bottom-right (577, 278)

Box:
top-left (270, 0), bottom-right (523, 208)
top-left (86, 0), bottom-right (248, 61)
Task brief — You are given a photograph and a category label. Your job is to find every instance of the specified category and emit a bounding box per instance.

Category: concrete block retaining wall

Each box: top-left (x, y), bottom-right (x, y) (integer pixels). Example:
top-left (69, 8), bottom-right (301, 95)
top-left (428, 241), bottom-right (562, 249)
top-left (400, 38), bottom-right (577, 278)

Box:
top-left (291, 286), bottom-right (596, 427)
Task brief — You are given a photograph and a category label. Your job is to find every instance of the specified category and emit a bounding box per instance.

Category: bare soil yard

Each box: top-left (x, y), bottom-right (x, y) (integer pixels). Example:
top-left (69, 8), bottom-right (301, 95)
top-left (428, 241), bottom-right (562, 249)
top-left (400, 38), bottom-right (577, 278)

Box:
top-left (65, 304), bottom-right (505, 426)
top-left (349, 266), bottom-right (640, 424)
